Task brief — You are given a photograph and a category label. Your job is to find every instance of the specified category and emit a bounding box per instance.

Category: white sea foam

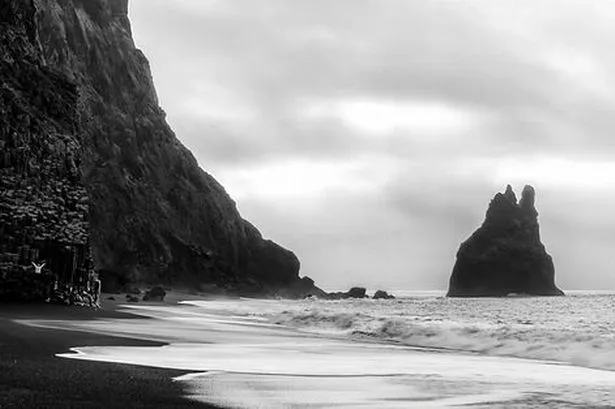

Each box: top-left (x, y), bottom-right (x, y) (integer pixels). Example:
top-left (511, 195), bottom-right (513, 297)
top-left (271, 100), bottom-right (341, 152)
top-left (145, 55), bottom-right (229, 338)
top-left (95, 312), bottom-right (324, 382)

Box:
top-left (21, 293), bottom-right (615, 408)
top-left (234, 293), bottom-right (615, 371)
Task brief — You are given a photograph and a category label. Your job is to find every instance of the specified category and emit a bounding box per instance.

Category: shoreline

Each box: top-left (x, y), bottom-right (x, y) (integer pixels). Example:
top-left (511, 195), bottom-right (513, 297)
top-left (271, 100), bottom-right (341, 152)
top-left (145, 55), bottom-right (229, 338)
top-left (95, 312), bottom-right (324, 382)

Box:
top-left (0, 297), bottom-right (221, 409)
top-left (7, 294), bottom-right (615, 407)
top-left (43, 297), bottom-right (615, 408)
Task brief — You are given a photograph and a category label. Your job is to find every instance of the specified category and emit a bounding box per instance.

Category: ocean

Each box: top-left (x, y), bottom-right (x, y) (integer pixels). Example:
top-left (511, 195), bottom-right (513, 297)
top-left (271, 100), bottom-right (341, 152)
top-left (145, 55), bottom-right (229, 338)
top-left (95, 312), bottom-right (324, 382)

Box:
top-left (22, 292), bottom-right (615, 408)
top-left (269, 291), bottom-right (615, 371)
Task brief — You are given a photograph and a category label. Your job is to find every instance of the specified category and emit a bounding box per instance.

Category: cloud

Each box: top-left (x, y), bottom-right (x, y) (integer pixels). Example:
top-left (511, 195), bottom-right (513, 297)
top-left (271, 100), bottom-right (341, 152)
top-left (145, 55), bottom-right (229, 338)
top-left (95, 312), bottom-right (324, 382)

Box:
top-left (129, 0), bottom-right (615, 290)
top-left (131, 0), bottom-right (615, 162)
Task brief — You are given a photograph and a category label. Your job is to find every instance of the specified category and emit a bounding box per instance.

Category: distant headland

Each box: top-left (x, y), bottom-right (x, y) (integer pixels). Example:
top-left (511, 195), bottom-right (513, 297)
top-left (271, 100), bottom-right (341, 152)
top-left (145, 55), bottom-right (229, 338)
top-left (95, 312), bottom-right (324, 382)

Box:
top-left (0, 0), bottom-right (321, 301)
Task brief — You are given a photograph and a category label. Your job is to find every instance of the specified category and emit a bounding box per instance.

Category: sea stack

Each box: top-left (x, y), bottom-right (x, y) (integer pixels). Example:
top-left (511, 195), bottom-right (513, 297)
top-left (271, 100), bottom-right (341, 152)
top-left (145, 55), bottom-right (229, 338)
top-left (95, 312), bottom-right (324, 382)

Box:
top-left (447, 185), bottom-right (564, 297)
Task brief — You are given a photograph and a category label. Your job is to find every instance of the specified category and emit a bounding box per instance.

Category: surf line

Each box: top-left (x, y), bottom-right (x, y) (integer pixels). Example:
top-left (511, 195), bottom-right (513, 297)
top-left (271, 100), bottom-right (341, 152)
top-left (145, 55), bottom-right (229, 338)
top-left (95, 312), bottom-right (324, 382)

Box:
top-left (174, 371), bottom-right (422, 382)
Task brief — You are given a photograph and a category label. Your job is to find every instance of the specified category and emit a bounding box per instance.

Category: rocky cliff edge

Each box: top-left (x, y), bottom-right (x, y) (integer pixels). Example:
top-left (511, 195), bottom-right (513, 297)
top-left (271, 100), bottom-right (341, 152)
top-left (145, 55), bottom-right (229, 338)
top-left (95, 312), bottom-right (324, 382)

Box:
top-left (0, 0), bottom-right (320, 297)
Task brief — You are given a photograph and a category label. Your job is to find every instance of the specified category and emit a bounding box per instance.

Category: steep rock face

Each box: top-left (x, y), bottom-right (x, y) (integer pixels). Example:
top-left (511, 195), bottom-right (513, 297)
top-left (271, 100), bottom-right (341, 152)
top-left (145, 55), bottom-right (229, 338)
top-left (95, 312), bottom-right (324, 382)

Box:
top-left (1, 0), bottom-right (312, 294)
top-left (447, 185), bottom-right (564, 297)
top-left (0, 0), bottom-right (92, 298)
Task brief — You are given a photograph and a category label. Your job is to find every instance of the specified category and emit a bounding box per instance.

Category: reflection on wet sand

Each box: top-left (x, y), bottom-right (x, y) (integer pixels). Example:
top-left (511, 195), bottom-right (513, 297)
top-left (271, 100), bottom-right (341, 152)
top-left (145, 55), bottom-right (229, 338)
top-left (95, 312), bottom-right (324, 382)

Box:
top-left (21, 300), bottom-right (615, 408)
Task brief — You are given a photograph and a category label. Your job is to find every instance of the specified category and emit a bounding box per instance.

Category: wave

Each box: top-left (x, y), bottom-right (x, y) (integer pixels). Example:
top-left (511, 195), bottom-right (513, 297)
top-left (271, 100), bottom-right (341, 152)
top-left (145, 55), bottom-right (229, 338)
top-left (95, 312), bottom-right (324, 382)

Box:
top-left (272, 304), bottom-right (615, 372)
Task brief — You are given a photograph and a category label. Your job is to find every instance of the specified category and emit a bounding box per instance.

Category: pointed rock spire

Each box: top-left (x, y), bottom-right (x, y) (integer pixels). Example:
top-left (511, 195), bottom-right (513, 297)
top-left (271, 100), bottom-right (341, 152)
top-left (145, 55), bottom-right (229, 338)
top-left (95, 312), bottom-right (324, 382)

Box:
top-left (447, 185), bottom-right (563, 297)
top-left (519, 184), bottom-right (538, 216)
top-left (503, 184), bottom-right (517, 204)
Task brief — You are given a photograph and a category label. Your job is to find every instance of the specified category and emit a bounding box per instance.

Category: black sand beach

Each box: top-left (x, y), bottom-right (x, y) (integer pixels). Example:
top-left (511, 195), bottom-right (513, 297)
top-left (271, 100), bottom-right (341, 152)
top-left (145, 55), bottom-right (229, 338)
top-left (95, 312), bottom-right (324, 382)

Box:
top-left (0, 302), bottom-right (219, 409)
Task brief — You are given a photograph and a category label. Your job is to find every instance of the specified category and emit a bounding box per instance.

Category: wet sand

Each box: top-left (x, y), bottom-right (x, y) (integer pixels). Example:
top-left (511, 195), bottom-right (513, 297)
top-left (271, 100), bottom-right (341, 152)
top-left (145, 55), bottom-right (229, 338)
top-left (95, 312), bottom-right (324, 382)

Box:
top-left (0, 299), bottom-right (219, 408)
top-left (23, 298), bottom-right (615, 408)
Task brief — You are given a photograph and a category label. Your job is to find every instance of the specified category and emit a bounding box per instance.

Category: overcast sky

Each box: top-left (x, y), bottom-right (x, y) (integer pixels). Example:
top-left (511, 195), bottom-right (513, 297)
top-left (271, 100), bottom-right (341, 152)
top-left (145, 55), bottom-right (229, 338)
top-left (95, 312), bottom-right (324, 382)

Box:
top-left (129, 0), bottom-right (615, 291)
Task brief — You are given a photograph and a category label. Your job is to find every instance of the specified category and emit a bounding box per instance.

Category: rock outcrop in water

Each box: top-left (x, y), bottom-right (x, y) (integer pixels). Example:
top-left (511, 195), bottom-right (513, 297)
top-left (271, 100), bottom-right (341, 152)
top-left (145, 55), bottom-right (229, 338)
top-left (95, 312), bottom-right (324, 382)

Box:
top-left (328, 287), bottom-right (368, 300)
top-left (373, 290), bottom-right (395, 300)
top-left (447, 185), bottom-right (564, 297)
top-left (0, 0), bottom-right (322, 298)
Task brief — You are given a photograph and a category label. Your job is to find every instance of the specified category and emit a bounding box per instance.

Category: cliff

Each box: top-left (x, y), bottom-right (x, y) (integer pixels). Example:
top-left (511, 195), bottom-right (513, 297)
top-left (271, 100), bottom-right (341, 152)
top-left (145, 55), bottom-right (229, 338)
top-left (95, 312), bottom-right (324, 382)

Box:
top-left (447, 185), bottom-right (564, 297)
top-left (0, 0), bottom-right (318, 297)
top-left (0, 0), bottom-right (92, 301)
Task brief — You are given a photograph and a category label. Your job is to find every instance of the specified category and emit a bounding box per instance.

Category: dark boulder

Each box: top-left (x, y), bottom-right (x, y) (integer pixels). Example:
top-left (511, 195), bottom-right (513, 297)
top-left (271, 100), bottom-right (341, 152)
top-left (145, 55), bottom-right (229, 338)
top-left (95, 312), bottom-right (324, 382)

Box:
top-left (373, 290), bottom-right (395, 299)
top-left (447, 185), bottom-right (564, 297)
top-left (347, 287), bottom-right (367, 298)
top-left (328, 287), bottom-right (368, 300)
top-left (142, 286), bottom-right (166, 302)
